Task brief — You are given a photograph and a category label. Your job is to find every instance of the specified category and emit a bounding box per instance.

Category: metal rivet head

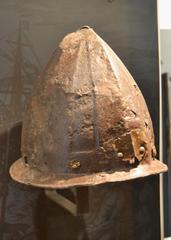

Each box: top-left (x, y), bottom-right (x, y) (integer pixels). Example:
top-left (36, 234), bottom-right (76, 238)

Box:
top-left (81, 25), bottom-right (90, 29)
top-left (139, 146), bottom-right (145, 154)
top-left (117, 152), bottom-right (123, 158)
top-left (69, 160), bottom-right (81, 169)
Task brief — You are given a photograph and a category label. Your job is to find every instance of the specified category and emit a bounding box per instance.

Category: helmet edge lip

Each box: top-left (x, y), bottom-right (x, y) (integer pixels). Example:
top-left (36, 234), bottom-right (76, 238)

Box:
top-left (9, 158), bottom-right (167, 189)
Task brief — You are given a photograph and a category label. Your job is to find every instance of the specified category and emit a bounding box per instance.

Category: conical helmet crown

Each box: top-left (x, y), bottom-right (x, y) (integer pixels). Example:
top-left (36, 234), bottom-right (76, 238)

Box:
top-left (9, 26), bottom-right (167, 188)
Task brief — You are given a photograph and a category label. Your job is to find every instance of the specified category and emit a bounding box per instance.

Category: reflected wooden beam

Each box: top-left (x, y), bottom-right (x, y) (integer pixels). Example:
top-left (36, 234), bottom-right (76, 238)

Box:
top-left (44, 187), bottom-right (89, 216)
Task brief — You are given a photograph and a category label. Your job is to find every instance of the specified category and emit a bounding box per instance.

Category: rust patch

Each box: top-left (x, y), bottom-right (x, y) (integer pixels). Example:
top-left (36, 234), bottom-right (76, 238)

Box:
top-left (69, 160), bottom-right (81, 169)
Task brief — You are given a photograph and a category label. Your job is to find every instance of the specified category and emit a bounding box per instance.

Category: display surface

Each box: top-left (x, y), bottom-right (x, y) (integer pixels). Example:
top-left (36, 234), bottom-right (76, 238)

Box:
top-left (10, 27), bottom-right (167, 188)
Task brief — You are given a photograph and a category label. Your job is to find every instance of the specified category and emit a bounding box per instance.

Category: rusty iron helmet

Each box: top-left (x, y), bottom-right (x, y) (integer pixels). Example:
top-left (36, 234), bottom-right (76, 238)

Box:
top-left (9, 26), bottom-right (167, 189)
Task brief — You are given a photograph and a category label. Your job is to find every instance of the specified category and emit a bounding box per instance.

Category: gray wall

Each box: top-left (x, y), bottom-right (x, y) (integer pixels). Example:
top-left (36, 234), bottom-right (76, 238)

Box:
top-left (161, 30), bottom-right (171, 74)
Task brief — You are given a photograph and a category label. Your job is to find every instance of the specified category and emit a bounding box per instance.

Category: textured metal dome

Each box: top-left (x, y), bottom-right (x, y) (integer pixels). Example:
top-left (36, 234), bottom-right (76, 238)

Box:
top-left (9, 26), bottom-right (167, 188)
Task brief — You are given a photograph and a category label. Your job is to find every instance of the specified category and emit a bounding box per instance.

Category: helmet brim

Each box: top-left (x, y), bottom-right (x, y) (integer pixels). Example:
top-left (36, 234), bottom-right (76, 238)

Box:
top-left (9, 158), bottom-right (167, 189)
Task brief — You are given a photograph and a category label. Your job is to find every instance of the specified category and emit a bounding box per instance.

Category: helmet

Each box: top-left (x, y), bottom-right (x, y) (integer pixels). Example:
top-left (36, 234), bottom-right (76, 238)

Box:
top-left (9, 26), bottom-right (167, 189)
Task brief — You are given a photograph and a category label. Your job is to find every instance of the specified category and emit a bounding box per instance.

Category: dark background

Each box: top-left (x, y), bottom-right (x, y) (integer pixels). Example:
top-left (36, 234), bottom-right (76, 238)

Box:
top-left (0, 0), bottom-right (161, 239)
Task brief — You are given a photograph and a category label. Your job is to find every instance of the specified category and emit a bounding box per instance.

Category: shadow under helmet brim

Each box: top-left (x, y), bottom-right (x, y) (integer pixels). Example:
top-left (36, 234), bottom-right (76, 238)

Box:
top-left (9, 158), bottom-right (167, 189)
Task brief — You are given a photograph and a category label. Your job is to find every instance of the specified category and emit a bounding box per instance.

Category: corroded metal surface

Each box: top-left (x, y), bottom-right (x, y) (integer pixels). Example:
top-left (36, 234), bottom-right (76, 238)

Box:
top-left (9, 26), bottom-right (167, 188)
